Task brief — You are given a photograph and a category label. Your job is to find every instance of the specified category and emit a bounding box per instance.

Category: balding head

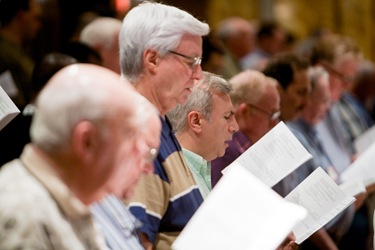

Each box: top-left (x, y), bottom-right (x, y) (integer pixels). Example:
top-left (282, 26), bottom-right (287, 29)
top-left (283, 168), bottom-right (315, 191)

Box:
top-left (230, 69), bottom-right (279, 107)
top-left (215, 17), bottom-right (256, 59)
top-left (230, 69), bottom-right (280, 143)
top-left (30, 64), bottom-right (139, 152)
top-left (30, 64), bottom-right (161, 203)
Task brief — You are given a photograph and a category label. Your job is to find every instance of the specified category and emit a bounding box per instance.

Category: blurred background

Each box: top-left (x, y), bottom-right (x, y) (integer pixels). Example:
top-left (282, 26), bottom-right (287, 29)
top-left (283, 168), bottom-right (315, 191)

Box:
top-left (31, 0), bottom-right (375, 63)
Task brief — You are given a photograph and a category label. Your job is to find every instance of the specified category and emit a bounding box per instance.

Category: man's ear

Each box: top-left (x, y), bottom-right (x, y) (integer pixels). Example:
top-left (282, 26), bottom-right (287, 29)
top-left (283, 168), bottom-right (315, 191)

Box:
top-left (72, 121), bottom-right (98, 164)
top-left (187, 111), bottom-right (202, 133)
top-left (237, 103), bottom-right (248, 116)
top-left (144, 49), bottom-right (160, 73)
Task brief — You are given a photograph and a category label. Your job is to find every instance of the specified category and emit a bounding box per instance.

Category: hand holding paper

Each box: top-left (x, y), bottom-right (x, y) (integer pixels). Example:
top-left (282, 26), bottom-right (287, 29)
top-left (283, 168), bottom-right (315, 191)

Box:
top-left (285, 167), bottom-right (355, 244)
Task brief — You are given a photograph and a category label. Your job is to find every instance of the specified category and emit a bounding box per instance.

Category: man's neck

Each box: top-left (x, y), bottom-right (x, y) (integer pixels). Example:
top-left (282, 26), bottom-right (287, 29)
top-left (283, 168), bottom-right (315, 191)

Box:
top-left (134, 81), bottom-right (168, 116)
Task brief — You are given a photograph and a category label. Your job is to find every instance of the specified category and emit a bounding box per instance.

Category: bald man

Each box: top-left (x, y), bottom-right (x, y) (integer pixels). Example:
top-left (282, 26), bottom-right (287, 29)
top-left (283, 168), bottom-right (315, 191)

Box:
top-left (0, 64), bottom-right (161, 249)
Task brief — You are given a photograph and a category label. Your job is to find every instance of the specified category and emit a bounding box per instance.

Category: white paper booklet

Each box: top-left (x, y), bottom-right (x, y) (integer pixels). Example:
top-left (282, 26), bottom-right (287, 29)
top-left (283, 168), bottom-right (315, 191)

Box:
top-left (341, 142), bottom-right (375, 187)
top-left (172, 163), bottom-right (307, 250)
top-left (0, 79), bottom-right (20, 131)
top-left (339, 179), bottom-right (366, 197)
top-left (223, 121), bottom-right (312, 187)
top-left (354, 125), bottom-right (375, 155)
top-left (0, 70), bottom-right (19, 98)
top-left (285, 167), bottom-right (355, 244)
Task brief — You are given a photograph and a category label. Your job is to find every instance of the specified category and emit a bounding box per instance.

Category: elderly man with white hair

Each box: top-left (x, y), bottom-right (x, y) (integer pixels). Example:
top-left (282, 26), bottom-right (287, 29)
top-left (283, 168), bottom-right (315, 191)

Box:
top-left (79, 17), bottom-right (122, 73)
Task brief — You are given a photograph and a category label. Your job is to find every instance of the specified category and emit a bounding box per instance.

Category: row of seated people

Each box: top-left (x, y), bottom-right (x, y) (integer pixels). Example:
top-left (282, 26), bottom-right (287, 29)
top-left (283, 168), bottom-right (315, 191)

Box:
top-left (1, 0), bottom-right (375, 249)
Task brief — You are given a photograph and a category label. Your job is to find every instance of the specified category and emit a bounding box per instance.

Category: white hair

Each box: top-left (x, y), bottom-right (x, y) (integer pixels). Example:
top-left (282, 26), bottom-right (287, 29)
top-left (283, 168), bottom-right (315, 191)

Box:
top-left (79, 17), bottom-right (122, 50)
top-left (119, 1), bottom-right (209, 82)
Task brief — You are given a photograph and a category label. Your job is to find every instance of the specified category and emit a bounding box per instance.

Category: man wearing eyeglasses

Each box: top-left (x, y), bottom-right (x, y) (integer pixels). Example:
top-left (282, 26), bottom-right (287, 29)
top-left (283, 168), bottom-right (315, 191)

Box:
top-left (117, 2), bottom-right (209, 250)
top-left (310, 34), bottom-right (370, 250)
top-left (211, 70), bottom-right (280, 187)
top-left (273, 66), bottom-right (352, 250)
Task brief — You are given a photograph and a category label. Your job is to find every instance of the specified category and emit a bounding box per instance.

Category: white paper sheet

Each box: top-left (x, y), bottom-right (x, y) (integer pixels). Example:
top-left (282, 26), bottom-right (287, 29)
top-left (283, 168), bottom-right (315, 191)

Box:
top-left (0, 83), bottom-right (20, 131)
top-left (354, 125), bottom-right (375, 155)
top-left (285, 167), bottom-right (355, 244)
top-left (223, 121), bottom-right (312, 187)
top-left (0, 70), bottom-right (19, 97)
top-left (172, 163), bottom-right (307, 250)
top-left (339, 179), bottom-right (366, 197)
top-left (341, 142), bottom-right (375, 187)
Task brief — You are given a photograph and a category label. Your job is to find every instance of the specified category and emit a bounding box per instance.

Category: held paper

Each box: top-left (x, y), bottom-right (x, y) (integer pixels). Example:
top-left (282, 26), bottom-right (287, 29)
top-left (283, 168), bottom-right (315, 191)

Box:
top-left (223, 121), bottom-right (312, 187)
top-left (339, 179), bottom-right (366, 197)
top-left (354, 125), bottom-right (375, 155)
top-left (341, 142), bottom-right (375, 187)
top-left (0, 70), bottom-right (19, 97)
top-left (0, 84), bottom-right (20, 131)
top-left (173, 163), bottom-right (307, 250)
top-left (285, 167), bottom-right (355, 244)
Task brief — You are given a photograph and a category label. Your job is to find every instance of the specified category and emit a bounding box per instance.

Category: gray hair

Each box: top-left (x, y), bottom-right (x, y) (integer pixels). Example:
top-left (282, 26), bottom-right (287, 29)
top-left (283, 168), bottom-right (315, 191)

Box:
top-left (168, 71), bottom-right (232, 134)
top-left (229, 69), bottom-right (278, 106)
top-left (79, 17), bottom-right (122, 50)
top-left (215, 17), bottom-right (254, 43)
top-left (119, 1), bottom-right (209, 82)
top-left (30, 65), bottom-right (157, 153)
top-left (308, 66), bottom-right (329, 92)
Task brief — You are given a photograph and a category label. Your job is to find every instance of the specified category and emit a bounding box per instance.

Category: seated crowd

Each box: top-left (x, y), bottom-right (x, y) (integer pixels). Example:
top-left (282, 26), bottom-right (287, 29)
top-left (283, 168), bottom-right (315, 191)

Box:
top-left (1, 0), bottom-right (375, 249)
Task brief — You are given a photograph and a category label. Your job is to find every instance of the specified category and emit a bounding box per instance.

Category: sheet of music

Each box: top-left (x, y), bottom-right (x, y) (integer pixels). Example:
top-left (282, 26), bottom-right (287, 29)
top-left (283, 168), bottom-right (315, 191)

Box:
top-left (173, 163), bottom-right (307, 250)
top-left (0, 73), bottom-right (20, 130)
top-left (223, 121), bottom-right (312, 187)
top-left (339, 179), bottom-right (366, 197)
top-left (341, 142), bottom-right (375, 187)
top-left (354, 124), bottom-right (375, 155)
top-left (285, 167), bottom-right (355, 244)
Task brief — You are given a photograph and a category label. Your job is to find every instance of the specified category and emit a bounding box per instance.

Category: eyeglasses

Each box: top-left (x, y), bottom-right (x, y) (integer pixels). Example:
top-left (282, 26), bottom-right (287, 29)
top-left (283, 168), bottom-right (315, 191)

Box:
top-left (247, 103), bottom-right (281, 121)
top-left (321, 62), bottom-right (354, 84)
top-left (146, 147), bottom-right (158, 163)
top-left (168, 50), bottom-right (202, 68)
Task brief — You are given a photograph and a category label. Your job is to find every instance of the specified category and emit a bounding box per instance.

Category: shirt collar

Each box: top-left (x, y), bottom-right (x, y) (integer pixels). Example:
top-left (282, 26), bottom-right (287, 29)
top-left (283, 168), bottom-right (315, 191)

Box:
top-left (20, 144), bottom-right (91, 220)
top-left (182, 148), bottom-right (210, 176)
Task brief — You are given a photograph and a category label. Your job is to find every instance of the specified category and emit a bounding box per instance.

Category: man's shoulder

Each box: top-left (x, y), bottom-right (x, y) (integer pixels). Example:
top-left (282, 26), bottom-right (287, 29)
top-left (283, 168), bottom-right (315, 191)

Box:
top-left (0, 162), bottom-right (90, 249)
top-left (0, 161), bottom-right (59, 214)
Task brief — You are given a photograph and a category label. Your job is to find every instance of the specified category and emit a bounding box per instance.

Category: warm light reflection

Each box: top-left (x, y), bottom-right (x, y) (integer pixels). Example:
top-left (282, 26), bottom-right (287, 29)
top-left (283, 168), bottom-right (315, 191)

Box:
top-left (115, 0), bottom-right (131, 13)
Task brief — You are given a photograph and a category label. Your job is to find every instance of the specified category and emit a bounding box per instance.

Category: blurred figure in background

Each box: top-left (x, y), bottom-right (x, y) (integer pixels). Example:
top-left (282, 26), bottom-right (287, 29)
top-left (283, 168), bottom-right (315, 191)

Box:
top-left (79, 17), bottom-right (122, 73)
top-left (211, 70), bottom-right (280, 187)
top-left (0, 0), bottom-right (42, 108)
top-left (215, 17), bottom-right (256, 79)
top-left (61, 41), bottom-right (103, 65)
top-left (201, 36), bottom-right (226, 76)
top-left (274, 66), bottom-right (354, 250)
top-left (263, 52), bottom-right (310, 122)
top-left (0, 52), bottom-right (78, 167)
top-left (241, 21), bottom-right (288, 71)
top-left (349, 60), bottom-right (375, 121)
